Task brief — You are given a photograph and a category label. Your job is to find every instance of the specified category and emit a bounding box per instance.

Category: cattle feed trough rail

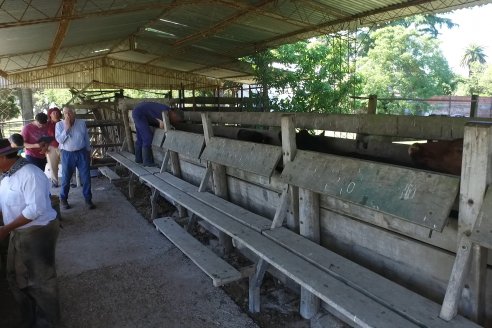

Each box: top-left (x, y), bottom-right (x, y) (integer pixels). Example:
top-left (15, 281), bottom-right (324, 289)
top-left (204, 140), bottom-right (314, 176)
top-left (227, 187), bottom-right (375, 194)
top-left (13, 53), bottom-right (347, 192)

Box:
top-left (107, 109), bottom-right (491, 327)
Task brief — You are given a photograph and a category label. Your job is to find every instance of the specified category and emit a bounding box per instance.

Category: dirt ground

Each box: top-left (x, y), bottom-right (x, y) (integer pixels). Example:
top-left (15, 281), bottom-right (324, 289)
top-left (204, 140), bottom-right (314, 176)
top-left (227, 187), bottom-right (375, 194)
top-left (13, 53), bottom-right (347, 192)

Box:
top-left (0, 169), bottom-right (346, 328)
top-left (112, 173), bottom-right (310, 328)
top-left (111, 166), bottom-right (346, 328)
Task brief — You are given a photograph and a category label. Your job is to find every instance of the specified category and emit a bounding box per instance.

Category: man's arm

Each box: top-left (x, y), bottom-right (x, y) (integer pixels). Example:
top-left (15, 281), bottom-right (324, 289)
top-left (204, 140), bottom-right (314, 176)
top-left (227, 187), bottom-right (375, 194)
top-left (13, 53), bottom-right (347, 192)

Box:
top-left (0, 215), bottom-right (31, 240)
top-left (55, 121), bottom-right (70, 144)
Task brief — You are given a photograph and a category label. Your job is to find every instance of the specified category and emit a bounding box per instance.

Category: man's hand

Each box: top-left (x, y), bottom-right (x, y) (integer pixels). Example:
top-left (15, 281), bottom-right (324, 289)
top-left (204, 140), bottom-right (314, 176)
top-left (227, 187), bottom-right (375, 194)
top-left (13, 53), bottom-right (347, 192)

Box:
top-left (64, 115), bottom-right (72, 130)
top-left (39, 141), bottom-right (49, 154)
top-left (0, 226), bottom-right (9, 241)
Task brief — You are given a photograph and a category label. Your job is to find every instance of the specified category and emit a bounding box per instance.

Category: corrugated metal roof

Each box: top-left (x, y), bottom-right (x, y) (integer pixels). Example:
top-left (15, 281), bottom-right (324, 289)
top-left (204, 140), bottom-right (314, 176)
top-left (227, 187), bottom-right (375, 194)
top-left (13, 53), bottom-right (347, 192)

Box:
top-left (1, 0), bottom-right (491, 89)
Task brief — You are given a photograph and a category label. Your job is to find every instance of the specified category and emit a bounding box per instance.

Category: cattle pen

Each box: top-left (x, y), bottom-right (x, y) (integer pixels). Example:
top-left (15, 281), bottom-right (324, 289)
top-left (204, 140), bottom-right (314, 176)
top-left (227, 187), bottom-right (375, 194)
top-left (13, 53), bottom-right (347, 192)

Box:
top-left (96, 98), bottom-right (492, 327)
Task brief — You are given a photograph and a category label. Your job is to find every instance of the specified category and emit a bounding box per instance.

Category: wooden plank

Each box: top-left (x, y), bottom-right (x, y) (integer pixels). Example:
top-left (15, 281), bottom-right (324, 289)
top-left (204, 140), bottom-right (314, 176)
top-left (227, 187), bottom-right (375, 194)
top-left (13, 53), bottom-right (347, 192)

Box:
top-left (264, 227), bottom-right (480, 328)
top-left (108, 152), bottom-right (156, 177)
top-left (98, 166), bottom-right (120, 182)
top-left (280, 150), bottom-right (459, 231)
top-left (152, 128), bottom-right (166, 148)
top-left (154, 172), bottom-right (272, 232)
top-left (162, 112), bottom-right (186, 218)
top-left (298, 188), bottom-right (320, 319)
top-left (281, 114), bottom-right (299, 231)
top-left (153, 217), bottom-right (241, 287)
top-left (118, 151), bottom-right (160, 174)
top-left (471, 188), bottom-right (492, 248)
top-left (200, 137), bottom-right (282, 178)
top-left (138, 175), bottom-right (419, 328)
top-left (183, 112), bottom-right (492, 140)
top-left (442, 122), bottom-right (492, 322)
top-left (201, 113), bottom-right (233, 253)
top-left (163, 130), bottom-right (205, 160)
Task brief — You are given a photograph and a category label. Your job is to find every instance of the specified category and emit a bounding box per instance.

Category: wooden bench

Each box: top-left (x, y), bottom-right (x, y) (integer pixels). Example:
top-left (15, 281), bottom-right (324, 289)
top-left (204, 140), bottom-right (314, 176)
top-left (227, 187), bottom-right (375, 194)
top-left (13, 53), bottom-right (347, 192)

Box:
top-left (275, 119), bottom-right (476, 328)
top-left (158, 114), bottom-right (479, 326)
top-left (108, 128), bottom-right (163, 197)
top-left (112, 112), bottom-right (482, 327)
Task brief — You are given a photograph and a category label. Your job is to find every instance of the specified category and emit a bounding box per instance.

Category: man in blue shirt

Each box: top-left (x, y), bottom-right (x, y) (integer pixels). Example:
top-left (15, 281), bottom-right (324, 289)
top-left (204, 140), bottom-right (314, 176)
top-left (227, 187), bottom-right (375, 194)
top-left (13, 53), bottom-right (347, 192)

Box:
top-left (132, 101), bottom-right (183, 166)
top-left (55, 106), bottom-right (94, 210)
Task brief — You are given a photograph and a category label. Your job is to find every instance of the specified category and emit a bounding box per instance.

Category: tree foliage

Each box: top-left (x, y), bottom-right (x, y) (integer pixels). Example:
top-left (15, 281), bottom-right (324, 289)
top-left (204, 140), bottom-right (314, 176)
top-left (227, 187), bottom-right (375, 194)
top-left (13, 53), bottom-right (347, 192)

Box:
top-left (246, 36), bottom-right (362, 113)
top-left (460, 44), bottom-right (487, 77)
top-left (357, 26), bottom-right (456, 114)
top-left (0, 89), bottom-right (21, 121)
top-left (33, 89), bottom-right (72, 112)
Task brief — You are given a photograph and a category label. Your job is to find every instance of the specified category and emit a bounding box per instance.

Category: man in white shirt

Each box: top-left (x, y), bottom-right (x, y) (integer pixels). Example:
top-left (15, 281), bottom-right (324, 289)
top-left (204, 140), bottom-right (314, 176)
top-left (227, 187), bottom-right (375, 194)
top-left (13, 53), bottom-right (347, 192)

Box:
top-left (0, 138), bottom-right (60, 328)
top-left (55, 106), bottom-right (95, 210)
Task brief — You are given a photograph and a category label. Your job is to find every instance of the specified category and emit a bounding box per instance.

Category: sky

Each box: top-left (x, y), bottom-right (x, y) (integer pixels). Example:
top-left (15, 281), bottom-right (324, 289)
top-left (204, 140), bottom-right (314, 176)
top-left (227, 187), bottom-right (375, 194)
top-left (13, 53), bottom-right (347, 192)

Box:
top-left (438, 3), bottom-right (492, 76)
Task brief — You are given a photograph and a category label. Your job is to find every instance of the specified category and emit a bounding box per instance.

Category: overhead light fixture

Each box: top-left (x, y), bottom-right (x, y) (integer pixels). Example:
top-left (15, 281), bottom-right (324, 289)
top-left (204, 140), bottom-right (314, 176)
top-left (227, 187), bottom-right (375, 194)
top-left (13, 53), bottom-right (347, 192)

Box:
top-left (159, 19), bottom-right (188, 27)
top-left (92, 48), bottom-right (110, 53)
top-left (145, 27), bottom-right (176, 38)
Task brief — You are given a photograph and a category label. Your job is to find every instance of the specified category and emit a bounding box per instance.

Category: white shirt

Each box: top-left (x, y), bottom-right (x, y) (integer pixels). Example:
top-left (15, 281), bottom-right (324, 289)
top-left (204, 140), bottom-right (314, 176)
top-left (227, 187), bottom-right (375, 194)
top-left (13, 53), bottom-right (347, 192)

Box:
top-left (0, 164), bottom-right (57, 229)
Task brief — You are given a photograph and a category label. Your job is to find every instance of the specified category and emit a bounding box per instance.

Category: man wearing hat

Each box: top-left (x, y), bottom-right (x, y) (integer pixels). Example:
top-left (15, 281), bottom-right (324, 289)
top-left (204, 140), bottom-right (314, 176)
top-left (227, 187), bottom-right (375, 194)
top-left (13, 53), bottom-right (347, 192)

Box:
top-left (0, 138), bottom-right (60, 328)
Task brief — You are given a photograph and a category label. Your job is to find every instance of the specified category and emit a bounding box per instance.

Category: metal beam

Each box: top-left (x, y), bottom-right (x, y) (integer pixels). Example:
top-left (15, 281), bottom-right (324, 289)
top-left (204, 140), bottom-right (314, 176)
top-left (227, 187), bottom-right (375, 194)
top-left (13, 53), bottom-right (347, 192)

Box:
top-left (172, 0), bottom-right (275, 48)
top-left (48, 0), bottom-right (76, 67)
top-left (214, 0), bottom-right (310, 28)
top-left (0, 0), bottom-right (204, 29)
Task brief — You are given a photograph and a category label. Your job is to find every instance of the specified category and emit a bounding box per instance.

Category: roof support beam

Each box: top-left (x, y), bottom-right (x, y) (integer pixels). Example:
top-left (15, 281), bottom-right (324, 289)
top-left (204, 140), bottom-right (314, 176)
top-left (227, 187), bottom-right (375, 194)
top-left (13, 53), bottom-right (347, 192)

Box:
top-left (172, 0), bottom-right (275, 48)
top-left (0, 0), bottom-right (203, 29)
top-left (214, 0), bottom-right (310, 28)
top-left (48, 0), bottom-right (76, 67)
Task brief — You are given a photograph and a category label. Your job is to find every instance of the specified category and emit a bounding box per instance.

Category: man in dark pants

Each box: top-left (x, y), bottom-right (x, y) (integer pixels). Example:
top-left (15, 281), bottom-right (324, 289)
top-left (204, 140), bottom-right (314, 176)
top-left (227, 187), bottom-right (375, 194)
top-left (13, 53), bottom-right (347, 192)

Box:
top-left (55, 106), bottom-right (94, 210)
top-left (132, 101), bottom-right (183, 166)
top-left (0, 138), bottom-right (60, 328)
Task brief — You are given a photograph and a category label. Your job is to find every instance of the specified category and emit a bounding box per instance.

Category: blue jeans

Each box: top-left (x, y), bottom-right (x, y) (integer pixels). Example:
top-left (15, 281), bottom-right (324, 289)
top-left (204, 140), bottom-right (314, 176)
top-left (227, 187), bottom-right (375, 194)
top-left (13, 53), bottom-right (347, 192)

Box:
top-left (59, 149), bottom-right (92, 202)
top-left (132, 104), bottom-right (168, 147)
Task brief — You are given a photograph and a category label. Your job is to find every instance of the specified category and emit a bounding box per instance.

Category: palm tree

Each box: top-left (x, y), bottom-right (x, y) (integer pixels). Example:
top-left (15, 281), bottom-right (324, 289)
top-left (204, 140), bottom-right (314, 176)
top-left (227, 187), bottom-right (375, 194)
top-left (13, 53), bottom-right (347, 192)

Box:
top-left (460, 44), bottom-right (487, 76)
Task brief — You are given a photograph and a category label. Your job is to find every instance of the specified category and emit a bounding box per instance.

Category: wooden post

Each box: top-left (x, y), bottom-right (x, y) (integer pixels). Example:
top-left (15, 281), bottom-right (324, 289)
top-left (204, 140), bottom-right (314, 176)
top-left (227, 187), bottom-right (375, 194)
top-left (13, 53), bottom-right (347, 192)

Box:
top-left (368, 94), bottom-right (377, 114)
top-left (119, 99), bottom-right (134, 154)
top-left (162, 111), bottom-right (186, 218)
top-left (470, 95), bottom-right (479, 118)
top-left (299, 188), bottom-right (321, 319)
top-left (440, 122), bottom-right (491, 323)
top-left (281, 114), bottom-right (299, 231)
top-left (201, 113), bottom-right (233, 254)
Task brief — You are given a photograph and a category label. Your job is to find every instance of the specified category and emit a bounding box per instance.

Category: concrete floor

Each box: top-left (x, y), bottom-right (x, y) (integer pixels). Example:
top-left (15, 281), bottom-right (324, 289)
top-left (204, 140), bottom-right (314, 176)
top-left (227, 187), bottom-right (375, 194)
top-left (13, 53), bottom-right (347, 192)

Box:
top-left (1, 178), bottom-right (258, 328)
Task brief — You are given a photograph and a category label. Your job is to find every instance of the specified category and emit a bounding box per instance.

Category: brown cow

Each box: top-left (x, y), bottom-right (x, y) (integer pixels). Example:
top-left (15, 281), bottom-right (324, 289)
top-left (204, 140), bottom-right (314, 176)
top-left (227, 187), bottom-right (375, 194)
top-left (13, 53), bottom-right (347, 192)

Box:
top-left (408, 139), bottom-right (463, 175)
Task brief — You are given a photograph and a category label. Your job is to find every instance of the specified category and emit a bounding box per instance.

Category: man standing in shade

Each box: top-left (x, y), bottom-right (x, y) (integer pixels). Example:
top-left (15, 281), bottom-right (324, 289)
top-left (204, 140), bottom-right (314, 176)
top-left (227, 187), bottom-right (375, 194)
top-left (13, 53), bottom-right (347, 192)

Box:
top-left (0, 138), bottom-right (60, 328)
top-left (46, 107), bottom-right (62, 188)
top-left (132, 101), bottom-right (183, 166)
top-left (55, 106), bottom-right (95, 210)
top-left (21, 112), bottom-right (50, 171)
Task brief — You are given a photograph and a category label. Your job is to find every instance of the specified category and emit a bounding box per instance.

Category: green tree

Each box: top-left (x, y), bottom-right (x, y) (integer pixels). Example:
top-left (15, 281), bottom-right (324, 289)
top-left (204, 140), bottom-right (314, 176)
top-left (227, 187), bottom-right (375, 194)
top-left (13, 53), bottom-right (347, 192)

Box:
top-left (387, 14), bottom-right (457, 38)
top-left (358, 26), bottom-right (456, 115)
top-left (357, 14), bottom-right (457, 57)
top-left (33, 89), bottom-right (72, 112)
top-left (460, 44), bottom-right (487, 77)
top-left (246, 35), bottom-right (362, 113)
top-left (0, 89), bottom-right (21, 121)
